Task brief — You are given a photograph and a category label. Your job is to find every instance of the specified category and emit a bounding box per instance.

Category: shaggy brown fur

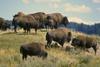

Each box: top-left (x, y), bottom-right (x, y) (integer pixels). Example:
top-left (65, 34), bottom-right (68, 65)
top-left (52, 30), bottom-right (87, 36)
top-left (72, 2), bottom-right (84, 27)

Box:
top-left (13, 12), bottom-right (46, 33)
top-left (13, 13), bottom-right (38, 33)
top-left (71, 35), bottom-right (97, 54)
top-left (46, 13), bottom-right (69, 29)
top-left (20, 42), bottom-right (48, 60)
top-left (45, 28), bottom-right (72, 48)
top-left (30, 12), bottom-right (47, 23)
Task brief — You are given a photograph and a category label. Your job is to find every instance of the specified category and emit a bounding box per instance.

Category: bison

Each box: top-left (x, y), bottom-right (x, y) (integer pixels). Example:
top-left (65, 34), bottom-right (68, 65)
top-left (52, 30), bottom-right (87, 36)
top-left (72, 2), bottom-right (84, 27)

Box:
top-left (45, 28), bottom-right (72, 48)
top-left (30, 12), bottom-right (47, 28)
top-left (12, 12), bottom-right (31, 33)
top-left (12, 12), bottom-right (47, 34)
top-left (46, 13), bottom-right (69, 29)
top-left (0, 17), bottom-right (5, 30)
top-left (20, 42), bottom-right (48, 60)
top-left (71, 35), bottom-right (97, 54)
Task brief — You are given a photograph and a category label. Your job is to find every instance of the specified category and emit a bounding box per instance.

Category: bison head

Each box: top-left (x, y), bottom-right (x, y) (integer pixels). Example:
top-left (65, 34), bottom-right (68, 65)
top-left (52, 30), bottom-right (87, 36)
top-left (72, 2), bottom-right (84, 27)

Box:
top-left (71, 38), bottom-right (81, 47)
top-left (46, 15), bottom-right (55, 29)
top-left (12, 12), bottom-right (26, 25)
top-left (40, 50), bottom-right (48, 59)
top-left (61, 16), bottom-right (69, 27)
top-left (66, 32), bottom-right (72, 42)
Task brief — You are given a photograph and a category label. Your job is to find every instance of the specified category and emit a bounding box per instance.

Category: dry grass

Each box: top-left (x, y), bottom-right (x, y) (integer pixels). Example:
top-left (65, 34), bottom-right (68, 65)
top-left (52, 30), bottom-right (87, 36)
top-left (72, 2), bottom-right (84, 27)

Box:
top-left (0, 29), bottom-right (100, 67)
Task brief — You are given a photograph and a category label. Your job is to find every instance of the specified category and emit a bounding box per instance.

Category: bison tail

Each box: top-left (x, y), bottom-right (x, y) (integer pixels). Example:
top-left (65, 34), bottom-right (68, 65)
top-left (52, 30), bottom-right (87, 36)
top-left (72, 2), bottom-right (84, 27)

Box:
top-left (46, 32), bottom-right (49, 41)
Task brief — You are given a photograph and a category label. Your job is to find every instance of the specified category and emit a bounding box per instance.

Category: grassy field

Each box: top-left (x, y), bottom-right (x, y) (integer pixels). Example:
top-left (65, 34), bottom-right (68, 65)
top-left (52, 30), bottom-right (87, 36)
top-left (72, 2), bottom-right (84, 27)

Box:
top-left (0, 29), bottom-right (100, 67)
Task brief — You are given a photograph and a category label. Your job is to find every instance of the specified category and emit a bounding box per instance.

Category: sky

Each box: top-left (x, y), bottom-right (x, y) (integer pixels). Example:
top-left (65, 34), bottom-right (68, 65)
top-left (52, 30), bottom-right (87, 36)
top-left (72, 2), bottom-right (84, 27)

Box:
top-left (0, 0), bottom-right (100, 25)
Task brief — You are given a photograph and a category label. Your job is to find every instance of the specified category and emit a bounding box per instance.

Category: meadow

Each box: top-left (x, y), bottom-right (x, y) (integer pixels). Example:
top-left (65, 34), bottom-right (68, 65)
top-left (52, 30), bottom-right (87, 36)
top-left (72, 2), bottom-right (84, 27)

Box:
top-left (0, 29), bottom-right (100, 67)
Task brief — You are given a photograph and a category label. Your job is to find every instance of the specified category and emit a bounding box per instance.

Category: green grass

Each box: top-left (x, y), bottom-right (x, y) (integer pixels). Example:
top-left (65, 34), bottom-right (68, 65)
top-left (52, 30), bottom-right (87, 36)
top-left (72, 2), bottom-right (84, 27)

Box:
top-left (0, 30), bottom-right (100, 67)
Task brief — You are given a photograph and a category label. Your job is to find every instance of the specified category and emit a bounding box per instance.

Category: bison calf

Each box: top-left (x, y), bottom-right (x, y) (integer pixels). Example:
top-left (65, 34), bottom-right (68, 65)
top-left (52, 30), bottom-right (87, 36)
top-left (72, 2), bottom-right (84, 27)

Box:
top-left (71, 35), bottom-right (97, 54)
top-left (20, 42), bottom-right (48, 60)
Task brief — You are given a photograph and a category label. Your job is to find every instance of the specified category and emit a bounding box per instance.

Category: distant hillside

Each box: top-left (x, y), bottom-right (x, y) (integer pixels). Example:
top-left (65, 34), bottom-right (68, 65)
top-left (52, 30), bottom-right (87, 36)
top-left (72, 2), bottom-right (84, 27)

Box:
top-left (66, 22), bottom-right (100, 36)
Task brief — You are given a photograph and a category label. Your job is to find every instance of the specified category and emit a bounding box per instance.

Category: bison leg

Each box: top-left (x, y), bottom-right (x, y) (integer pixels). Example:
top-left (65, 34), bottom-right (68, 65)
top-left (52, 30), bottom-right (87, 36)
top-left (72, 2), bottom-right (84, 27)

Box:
top-left (14, 28), bottom-right (17, 33)
top-left (59, 42), bottom-right (64, 47)
top-left (47, 41), bottom-right (52, 47)
top-left (46, 40), bottom-right (52, 48)
top-left (22, 54), bottom-right (27, 60)
top-left (26, 23), bottom-right (31, 34)
top-left (14, 26), bottom-right (17, 33)
top-left (13, 22), bottom-right (17, 33)
top-left (35, 28), bottom-right (38, 34)
top-left (59, 39), bottom-right (65, 47)
top-left (92, 46), bottom-right (97, 55)
top-left (28, 28), bottom-right (31, 33)
top-left (23, 28), bottom-right (27, 33)
top-left (26, 28), bottom-right (31, 34)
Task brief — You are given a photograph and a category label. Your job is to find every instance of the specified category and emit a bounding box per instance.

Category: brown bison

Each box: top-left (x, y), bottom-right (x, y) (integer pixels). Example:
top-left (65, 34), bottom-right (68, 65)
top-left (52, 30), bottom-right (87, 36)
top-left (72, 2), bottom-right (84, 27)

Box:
top-left (30, 12), bottom-right (47, 26)
top-left (45, 28), bottom-right (72, 48)
top-left (12, 12), bottom-right (47, 33)
top-left (46, 13), bottom-right (69, 29)
top-left (20, 42), bottom-right (48, 60)
top-left (13, 12), bottom-right (30, 33)
top-left (71, 35), bottom-right (97, 54)
top-left (0, 17), bottom-right (5, 30)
